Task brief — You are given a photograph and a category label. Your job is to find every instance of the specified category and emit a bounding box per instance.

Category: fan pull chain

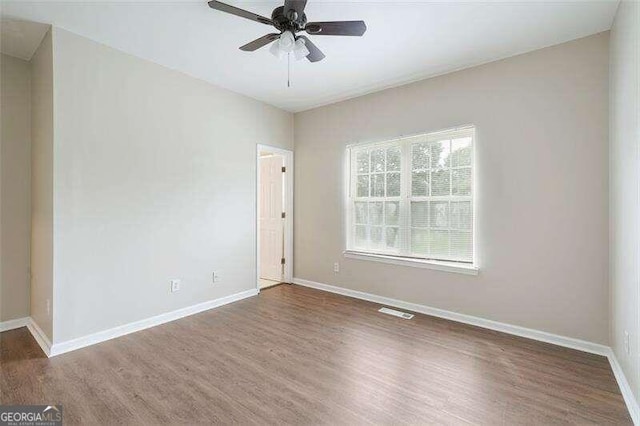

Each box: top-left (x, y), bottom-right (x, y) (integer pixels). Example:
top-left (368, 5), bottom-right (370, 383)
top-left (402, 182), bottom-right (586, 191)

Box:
top-left (287, 52), bottom-right (291, 88)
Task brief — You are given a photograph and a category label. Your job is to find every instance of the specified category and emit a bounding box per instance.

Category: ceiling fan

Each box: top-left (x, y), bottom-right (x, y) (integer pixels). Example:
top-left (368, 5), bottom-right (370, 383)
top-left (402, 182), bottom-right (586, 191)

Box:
top-left (207, 0), bottom-right (367, 63)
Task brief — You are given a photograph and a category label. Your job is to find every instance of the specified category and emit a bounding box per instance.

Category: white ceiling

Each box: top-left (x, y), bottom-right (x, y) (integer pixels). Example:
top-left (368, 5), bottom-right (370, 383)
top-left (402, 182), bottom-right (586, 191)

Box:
top-left (1, 0), bottom-right (618, 112)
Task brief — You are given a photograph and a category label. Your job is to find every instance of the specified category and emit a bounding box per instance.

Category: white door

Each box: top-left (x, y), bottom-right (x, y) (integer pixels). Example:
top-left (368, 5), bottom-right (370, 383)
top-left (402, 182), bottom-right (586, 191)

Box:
top-left (259, 155), bottom-right (284, 281)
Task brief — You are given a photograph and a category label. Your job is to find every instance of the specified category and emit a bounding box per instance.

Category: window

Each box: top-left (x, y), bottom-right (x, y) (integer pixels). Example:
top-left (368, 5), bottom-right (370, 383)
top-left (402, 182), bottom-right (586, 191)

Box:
top-left (346, 126), bottom-right (475, 266)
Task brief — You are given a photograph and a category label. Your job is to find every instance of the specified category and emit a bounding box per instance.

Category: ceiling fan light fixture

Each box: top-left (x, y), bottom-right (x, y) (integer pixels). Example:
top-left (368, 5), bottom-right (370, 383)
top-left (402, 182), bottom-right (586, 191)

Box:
top-left (293, 37), bottom-right (310, 61)
top-left (278, 30), bottom-right (295, 53)
top-left (270, 30), bottom-right (299, 59)
top-left (269, 39), bottom-right (285, 58)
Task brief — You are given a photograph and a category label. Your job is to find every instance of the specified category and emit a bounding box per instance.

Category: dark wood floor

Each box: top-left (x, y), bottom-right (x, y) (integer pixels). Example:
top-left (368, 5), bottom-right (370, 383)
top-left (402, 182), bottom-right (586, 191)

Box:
top-left (0, 284), bottom-right (632, 425)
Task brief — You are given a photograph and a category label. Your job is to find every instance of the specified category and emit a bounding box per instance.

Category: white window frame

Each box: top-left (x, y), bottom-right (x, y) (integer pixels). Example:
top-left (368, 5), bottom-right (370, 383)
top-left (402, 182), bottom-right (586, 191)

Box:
top-left (344, 126), bottom-right (478, 275)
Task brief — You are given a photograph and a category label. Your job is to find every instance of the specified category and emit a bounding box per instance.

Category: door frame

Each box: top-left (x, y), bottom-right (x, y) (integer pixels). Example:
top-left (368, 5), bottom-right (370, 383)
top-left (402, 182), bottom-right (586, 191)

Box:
top-left (256, 144), bottom-right (294, 291)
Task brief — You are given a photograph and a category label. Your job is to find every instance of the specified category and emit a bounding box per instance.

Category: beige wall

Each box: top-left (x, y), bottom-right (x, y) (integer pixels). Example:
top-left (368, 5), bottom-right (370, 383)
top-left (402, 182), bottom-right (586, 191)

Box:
top-left (610, 0), bottom-right (640, 404)
top-left (30, 30), bottom-right (54, 340)
top-left (51, 29), bottom-right (293, 343)
top-left (294, 33), bottom-right (610, 344)
top-left (1, 54), bottom-right (31, 322)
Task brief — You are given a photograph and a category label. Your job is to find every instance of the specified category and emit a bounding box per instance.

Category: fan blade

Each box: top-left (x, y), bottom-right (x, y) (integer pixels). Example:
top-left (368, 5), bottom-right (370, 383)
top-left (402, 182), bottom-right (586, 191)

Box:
top-left (208, 0), bottom-right (273, 26)
top-left (284, 0), bottom-right (307, 19)
top-left (305, 21), bottom-right (367, 36)
top-left (297, 36), bottom-right (325, 62)
top-left (239, 33), bottom-right (280, 51)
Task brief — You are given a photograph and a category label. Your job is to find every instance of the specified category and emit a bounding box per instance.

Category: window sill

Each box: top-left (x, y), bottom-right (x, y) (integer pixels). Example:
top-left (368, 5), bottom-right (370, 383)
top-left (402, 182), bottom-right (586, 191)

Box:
top-left (343, 251), bottom-right (479, 276)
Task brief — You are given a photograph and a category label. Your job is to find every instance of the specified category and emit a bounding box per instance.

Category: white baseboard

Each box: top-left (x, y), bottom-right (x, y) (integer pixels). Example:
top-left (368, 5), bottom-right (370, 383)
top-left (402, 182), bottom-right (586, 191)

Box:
top-left (607, 349), bottom-right (640, 425)
top-left (0, 317), bottom-right (29, 332)
top-left (293, 278), bottom-right (609, 355)
top-left (293, 277), bottom-right (640, 424)
top-left (47, 289), bottom-right (258, 357)
top-left (27, 318), bottom-right (52, 357)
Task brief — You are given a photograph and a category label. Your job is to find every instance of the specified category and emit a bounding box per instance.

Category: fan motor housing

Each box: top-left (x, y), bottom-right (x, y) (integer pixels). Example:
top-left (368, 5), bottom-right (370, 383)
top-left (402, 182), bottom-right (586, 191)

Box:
top-left (271, 6), bottom-right (307, 32)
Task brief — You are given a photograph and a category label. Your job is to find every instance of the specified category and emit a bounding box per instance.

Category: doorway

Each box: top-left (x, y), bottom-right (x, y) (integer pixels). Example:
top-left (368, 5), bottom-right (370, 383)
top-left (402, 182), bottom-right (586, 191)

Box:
top-left (256, 145), bottom-right (293, 291)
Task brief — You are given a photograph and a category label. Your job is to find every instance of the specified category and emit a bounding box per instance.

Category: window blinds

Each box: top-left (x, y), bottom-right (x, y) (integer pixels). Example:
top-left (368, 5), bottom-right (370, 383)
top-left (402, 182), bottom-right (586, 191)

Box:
top-left (347, 127), bottom-right (474, 264)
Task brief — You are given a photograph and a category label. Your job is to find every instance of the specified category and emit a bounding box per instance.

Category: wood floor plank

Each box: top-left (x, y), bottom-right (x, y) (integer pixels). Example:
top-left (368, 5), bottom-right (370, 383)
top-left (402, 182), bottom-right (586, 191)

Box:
top-left (0, 284), bottom-right (632, 425)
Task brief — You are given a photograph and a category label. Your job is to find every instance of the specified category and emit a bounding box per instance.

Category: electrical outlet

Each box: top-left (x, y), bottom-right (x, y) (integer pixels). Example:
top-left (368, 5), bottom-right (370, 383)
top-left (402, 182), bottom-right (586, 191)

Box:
top-left (212, 272), bottom-right (220, 283)
top-left (170, 279), bottom-right (181, 293)
top-left (334, 262), bottom-right (340, 273)
top-left (624, 331), bottom-right (631, 355)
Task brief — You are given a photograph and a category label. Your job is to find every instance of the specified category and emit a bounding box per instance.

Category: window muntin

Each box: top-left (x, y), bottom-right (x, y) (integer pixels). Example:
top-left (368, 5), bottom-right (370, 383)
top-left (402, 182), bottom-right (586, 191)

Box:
top-left (348, 127), bottom-right (474, 264)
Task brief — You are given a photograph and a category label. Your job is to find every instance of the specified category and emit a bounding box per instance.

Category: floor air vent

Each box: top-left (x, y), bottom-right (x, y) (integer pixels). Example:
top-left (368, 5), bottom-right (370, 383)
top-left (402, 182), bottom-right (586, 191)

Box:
top-left (378, 307), bottom-right (414, 319)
